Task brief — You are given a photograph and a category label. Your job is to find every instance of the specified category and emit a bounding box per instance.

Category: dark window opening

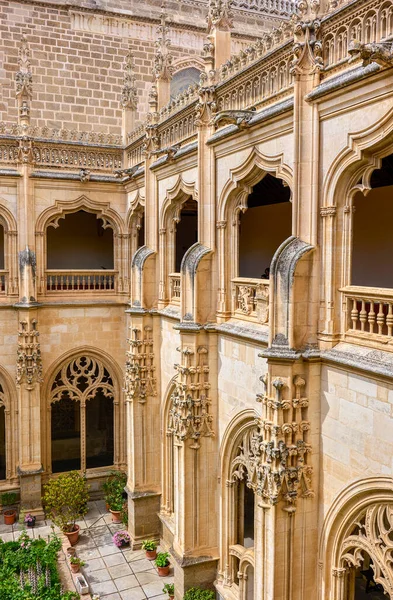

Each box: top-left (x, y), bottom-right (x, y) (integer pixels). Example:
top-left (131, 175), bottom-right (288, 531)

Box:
top-left (138, 215), bottom-right (145, 249)
top-left (0, 225), bottom-right (4, 270)
top-left (353, 553), bottom-right (385, 599)
top-left (86, 392), bottom-right (114, 469)
top-left (175, 198), bottom-right (198, 272)
top-left (239, 174), bottom-right (291, 278)
top-left (237, 481), bottom-right (255, 549)
top-left (47, 210), bottom-right (114, 270)
top-left (0, 406), bottom-right (5, 480)
top-left (352, 154), bottom-right (393, 288)
top-left (51, 397), bottom-right (81, 473)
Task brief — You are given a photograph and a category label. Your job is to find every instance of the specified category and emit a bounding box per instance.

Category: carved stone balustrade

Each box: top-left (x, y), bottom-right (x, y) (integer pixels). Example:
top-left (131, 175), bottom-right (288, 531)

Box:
top-left (43, 270), bottom-right (117, 294)
top-left (232, 277), bottom-right (270, 325)
top-left (169, 273), bottom-right (181, 304)
top-left (342, 286), bottom-right (393, 348)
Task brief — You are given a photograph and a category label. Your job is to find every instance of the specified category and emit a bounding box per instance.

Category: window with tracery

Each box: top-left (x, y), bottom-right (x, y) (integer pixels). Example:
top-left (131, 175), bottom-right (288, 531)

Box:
top-left (50, 356), bottom-right (115, 473)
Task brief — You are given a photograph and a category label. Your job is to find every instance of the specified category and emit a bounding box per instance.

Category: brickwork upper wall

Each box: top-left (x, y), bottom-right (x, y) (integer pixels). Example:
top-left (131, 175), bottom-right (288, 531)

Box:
top-left (0, 1), bottom-right (203, 134)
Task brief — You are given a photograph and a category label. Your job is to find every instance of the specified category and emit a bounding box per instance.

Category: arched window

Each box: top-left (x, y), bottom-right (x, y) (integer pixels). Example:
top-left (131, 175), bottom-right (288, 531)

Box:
top-left (170, 67), bottom-right (201, 99)
top-left (175, 198), bottom-right (198, 272)
top-left (50, 356), bottom-right (115, 473)
top-left (47, 210), bottom-right (114, 270)
top-left (352, 154), bottom-right (393, 288)
top-left (0, 224), bottom-right (4, 294)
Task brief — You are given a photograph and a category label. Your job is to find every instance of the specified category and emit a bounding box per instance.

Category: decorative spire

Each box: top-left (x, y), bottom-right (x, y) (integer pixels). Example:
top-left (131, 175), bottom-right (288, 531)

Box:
top-left (121, 47), bottom-right (138, 111)
top-left (15, 33), bottom-right (33, 101)
top-left (207, 0), bottom-right (233, 33)
top-left (153, 3), bottom-right (173, 82)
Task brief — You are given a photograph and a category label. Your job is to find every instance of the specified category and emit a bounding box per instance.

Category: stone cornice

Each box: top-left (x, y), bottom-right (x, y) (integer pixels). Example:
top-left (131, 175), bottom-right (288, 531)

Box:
top-left (306, 63), bottom-right (381, 102)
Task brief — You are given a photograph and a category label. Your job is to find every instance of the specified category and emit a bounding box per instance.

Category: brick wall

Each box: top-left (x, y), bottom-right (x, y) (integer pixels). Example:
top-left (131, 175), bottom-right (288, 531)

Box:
top-left (0, 1), bottom-right (204, 134)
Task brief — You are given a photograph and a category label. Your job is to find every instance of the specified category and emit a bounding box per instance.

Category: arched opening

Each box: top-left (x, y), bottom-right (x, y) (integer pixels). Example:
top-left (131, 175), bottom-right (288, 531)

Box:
top-left (138, 214), bottom-right (145, 249)
top-left (46, 210), bottom-right (115, 292)
top-left (50, 355), bottom-right (115, 474)
top-left (0, 224), bottom-right (4, 293)
top-left (245, 564), bottom-right (254, 600)
top-left (175, 198), bottom-right (198, 272)
top-left (237, 482), bottom-right (255, 549)
top-left (0, 404), bottom-right (5, 480)
top-left (239, 174), bottom-right (291, 278)
top-left (170, 67), bottom-right (201, 99)
top-left (352, 552), bottom-right (385, 599)
top-left (352, 154), bottom-right (393, 288)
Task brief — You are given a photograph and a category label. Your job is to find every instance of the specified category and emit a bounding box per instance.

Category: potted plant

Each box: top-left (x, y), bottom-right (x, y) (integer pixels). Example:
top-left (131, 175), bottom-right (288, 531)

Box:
top-left (1, 492), bottom-right (17, 525)
top-left (113, 530), bottom-right (131, 548)
top-left (69, 556), bottom-right (85, 574)
top-left (155, 551), bottom-right (170, 577)
top-left (163, 583), bottom-right (174, 600)
top-left (142, 539), bottom-right (157, 560)
top-left (24, 512), bottom-right (36, 528)
top-left (108, 496), bottom-right (124, 523)
top-left (42, 471), bottom-right (90, 546)
top-left (103, 471), bottom-right (127, 521)
top-left (66, 547), bottom-right (77, 559)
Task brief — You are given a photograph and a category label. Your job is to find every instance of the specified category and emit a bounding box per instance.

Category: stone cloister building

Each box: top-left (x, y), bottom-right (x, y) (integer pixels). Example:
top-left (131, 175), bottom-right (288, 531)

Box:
top-left (0, 0), bottom-right (393, 598)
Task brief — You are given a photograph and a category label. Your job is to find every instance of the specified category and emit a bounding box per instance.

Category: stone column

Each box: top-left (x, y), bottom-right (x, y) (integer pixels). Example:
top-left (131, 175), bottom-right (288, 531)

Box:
top-left (168, 326), bottom-right (219, 599)
top-left (125, 310), bottom-right (161, 548)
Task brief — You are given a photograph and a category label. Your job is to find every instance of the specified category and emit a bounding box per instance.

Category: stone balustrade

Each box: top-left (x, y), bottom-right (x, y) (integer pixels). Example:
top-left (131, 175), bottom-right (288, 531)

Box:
top-left (232, 277), bottom-right (270, 325)
top-left (343, 286), bottom-right (393, 344)
top-left (44, 270), bottom-right (117, 294)
top-left (169, 273), bottom-right (181, 304)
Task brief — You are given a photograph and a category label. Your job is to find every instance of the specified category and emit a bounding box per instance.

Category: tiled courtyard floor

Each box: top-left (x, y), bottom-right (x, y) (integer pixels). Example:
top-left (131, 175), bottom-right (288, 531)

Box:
top-left (0, 500), bottom-right (173, 600)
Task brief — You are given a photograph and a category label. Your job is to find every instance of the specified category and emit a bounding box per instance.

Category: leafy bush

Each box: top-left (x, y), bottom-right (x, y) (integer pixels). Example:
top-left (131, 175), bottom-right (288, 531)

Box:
top-left (1, 492), bottom-right (17, 508)
top-left (103, 470), bottom-right (127, 512)
top-left (183, 588), bottom-right (215, 600)
top-left (0, 531), bottom-right (80, 599)
top-left (163, 583), bottom-right (174, 596)
top-left (42, 471), bottom-right (90, 533)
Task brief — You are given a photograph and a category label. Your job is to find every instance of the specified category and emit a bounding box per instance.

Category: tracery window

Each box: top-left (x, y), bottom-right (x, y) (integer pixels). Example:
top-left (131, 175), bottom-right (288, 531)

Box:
top-left (50, 356), bottom-right (115, 473)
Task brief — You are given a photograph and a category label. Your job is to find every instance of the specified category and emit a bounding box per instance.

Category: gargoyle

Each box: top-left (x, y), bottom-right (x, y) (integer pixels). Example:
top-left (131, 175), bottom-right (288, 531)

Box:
top-left (212, 108), bottom-right (256, 129)
top-left (348, 40), bottom-right (393, 67)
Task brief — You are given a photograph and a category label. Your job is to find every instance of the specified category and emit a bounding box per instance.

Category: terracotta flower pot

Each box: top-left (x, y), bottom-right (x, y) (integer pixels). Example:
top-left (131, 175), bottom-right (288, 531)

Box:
top-left (105, 502), bottom-right (110, 512)
top-left (146, 549), bottom-right (157, 561)
top-left (157, 564), bottom-right (170, 577)
top-left (3, 509), bottom-right (16, 525)
top-left (169, 595), bottom-right (174, 600)
top-left (70, 563), bottom-right (80, 574)
top-left (64, 524), bottom-right (80, 546)
top-left (110, 509), bottom-right (122, 523)
top-left (66, 547), bottom-right (77, 559)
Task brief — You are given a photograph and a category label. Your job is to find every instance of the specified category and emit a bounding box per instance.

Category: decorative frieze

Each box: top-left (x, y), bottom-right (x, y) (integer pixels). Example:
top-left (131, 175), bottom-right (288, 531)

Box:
top-left (124, 327), bottom-right (156, 404)
top-left (167, 346), bottom-right (213, 447)
top-left (16, 320), bottom-right (43, 386)
top-left (231, 375), bottom-right (313, 505)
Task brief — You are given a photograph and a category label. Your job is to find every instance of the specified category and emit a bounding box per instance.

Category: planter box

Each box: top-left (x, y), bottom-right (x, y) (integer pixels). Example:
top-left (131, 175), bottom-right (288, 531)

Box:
top-left (75, 574), bottom-right (89, 595)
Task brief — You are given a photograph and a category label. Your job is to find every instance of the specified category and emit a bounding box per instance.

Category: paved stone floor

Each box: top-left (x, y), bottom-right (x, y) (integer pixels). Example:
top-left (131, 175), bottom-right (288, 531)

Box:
top-left (0, 500), bottom-right (174, 600)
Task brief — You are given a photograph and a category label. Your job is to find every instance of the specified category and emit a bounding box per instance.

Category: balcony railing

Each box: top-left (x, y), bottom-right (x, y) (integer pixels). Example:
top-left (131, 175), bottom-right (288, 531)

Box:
top-left (232, 277), bottom-right (270, 325)
top-left (169, 273), bottom-right (181, 304)
top-left (342, 286), bottom-right (393, 345)
top-left (44, 270), bottom-right (117, 293)
top-left (0, 270), bottom-right (7, 294)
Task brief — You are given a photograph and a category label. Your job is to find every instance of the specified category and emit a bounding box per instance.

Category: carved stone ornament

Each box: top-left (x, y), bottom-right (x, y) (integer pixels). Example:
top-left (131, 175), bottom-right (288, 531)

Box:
top-left (195, 70), bottom-right (217, 126)
top-left (50, 356), bottom-right (114, 406)
top-left (291, 16), bottom-right (323, 75)
top-left (121, 48), bottom-right (138, 110)
top-left (153, 7), bottom-right (173, 82)
top-left (207, 0), bottom-right (234, 32)
top-left (336, 503), bottom-right (393, 597)
top-left (167, 346), bottom-right (213, 448)
top-left (15, 34), bottom-right (33, 100)
top-left (124, 327), bottom-right (156, 404)
top-left (16, 320), bottom-right (43, 386)
top-left (212, 108), bottom-right (256, 129)
top-left (232, 375), bottom-right (313, 505)
top-left (348, 41), bottom-right (393, 68)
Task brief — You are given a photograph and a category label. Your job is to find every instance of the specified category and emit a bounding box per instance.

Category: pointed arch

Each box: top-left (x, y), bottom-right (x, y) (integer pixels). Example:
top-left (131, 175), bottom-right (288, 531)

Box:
top-left (318, 476), bottom-right (393, 600)
top-left (36, 194), bottom-right (126, 235)
top-left (159, 176), bottom-right (198, 231)
top-left (0, 365), bottom-right (18, 483)
top-left (0, 202), bottom-right (18, 296)
top-left (42, 346), bottom-right (125, 475)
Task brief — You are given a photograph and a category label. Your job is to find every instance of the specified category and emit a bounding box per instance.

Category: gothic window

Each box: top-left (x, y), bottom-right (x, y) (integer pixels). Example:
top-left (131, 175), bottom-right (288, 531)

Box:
top-left (352, 153), bottom-right (393, 288)
top-left (238, 174), bottom-right (291, 279)
top-left (0, 384), bottom-right (5, 480)
top-left (175, 198), bottom-right (198, 272)
top-left (47, 210), bottom-right (114, 270)
top-left (50, 356), bottom-right (115, 474)
top-left (170, 67), bottom-right (200, 99)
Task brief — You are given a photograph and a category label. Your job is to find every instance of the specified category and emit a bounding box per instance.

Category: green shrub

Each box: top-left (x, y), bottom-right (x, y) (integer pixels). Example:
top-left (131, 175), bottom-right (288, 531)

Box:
top-left (103, 470), bottom-right (127, 512)
top-left (155, 551), bottom-right (170, 567)
top-left (1, 492), bottom-right (17, 507)
top-left (163, 583), bottom-right (174, 596)
top-left (183, 588), bottom-right (215, 600)
top-left (42, 471), bottom-right (90, 533)
top-left (141, 539), bottom-right (157, 551)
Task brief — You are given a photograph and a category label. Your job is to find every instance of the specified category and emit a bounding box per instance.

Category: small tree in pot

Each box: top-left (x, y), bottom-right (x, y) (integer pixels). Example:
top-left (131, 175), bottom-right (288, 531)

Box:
top-left (103, 470), bottom-right (127, 522)
top-left (155, 551), bottom-right (171, 577)
top-left (43, 471), bottom-right (90, 545)
top-left (1, 492), bottom-right (17, 525)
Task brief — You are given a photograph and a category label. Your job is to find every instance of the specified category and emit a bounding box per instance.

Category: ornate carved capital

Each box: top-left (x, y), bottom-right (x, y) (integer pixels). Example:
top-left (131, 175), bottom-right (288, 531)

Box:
top-left (167, 345), bottom-right (213, 447)
top-left (16, 319), bottom-right (42, 386)
top-left (291, 17), bottom-right (323, 75)
top-left (320, 205), bottom-right (336, 217)
top-left (195, 70), bottom-right (217, 127)
top-left (207, 0), bottom-right (233, 32)
top-left (124, 326), bottom-right (156, 404)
